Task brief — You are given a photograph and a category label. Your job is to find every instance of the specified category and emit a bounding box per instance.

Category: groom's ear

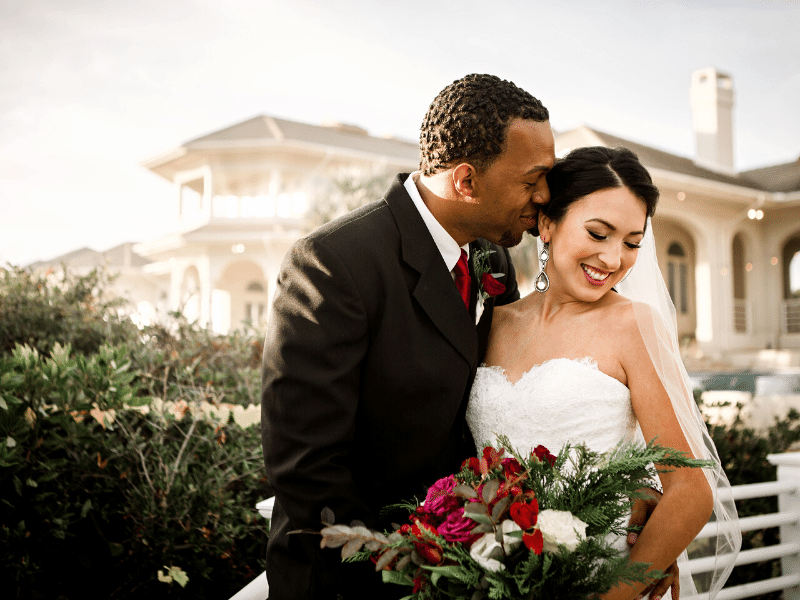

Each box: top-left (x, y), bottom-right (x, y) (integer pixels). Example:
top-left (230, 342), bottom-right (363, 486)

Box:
top-left (452, 163), bottom-right (478, 201)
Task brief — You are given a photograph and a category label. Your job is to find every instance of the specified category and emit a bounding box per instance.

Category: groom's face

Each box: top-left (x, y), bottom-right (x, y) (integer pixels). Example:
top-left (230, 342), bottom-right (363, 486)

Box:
top-left (469, 119), bottom-right (556, 247)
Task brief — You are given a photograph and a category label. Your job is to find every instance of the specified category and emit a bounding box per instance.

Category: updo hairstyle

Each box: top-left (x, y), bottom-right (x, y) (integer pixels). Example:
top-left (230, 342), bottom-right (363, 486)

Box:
top-left (543, 146), bottom-right (659, 226)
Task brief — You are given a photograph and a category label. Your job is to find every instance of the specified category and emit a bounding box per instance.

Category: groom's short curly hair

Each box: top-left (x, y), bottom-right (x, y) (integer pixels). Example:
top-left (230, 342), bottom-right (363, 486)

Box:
top-left (419, 74), bottom-right (549, 176)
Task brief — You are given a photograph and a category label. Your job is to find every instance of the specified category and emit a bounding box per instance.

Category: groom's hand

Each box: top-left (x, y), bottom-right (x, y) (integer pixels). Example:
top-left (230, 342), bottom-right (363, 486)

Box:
top-left (627, 487), bottom-right (680, 600)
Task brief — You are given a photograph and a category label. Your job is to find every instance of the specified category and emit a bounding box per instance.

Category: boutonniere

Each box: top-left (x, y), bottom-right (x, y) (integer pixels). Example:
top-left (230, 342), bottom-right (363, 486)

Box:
top-left (472, 247), bottom-right (506, 302)
top-left (472, 246), bottom-right (506, 325)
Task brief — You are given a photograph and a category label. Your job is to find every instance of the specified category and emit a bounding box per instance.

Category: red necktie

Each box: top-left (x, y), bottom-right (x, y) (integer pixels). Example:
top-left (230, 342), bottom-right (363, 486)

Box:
top-left (454, 249), bottom-right (471, 310)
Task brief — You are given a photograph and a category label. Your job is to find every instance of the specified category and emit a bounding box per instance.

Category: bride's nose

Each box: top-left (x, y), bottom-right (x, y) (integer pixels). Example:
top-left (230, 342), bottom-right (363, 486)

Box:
top-left (598, 244), bottom-right (622, 271)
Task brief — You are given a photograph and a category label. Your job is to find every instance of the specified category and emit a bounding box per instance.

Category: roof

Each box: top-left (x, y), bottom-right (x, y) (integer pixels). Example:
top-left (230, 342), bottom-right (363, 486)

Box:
top-left (741, 158), bottom-right (800, 193)
top-left (184, 115), bottom-right (419, 161)
top-left (578, 127), bottom-right (758, 188)
top-left (28, 243), bottom-right (150, 270)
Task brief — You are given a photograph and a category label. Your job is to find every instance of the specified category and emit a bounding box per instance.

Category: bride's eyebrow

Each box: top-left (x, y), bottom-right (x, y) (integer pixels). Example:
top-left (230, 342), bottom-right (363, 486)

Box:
top-left (585, 218), bottom-right (644, 236)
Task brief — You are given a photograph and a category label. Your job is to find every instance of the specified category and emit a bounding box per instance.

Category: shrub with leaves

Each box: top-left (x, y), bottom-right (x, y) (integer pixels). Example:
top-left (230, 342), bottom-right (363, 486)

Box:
top-left (0, 266), bottom-right (269, 599)
top-left (0, 265), bottom-right (134, 358)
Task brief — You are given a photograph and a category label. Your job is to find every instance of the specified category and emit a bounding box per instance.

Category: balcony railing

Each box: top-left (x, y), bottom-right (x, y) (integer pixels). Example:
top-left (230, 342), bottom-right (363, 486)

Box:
top-left (236, 453), bottom-right (800, 600)
top-left (733, 298), bottom-right (750, 334)
top-left (783, 298), bottom-right (800, 335)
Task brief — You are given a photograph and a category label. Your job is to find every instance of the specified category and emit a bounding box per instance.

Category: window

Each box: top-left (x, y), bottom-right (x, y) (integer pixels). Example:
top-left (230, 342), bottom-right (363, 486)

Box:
top-left (667, 242), bottom-right (688, 314)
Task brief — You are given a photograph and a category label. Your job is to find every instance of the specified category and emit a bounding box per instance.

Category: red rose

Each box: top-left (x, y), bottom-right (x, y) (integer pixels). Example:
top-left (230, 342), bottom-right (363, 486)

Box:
top-left (481, 272), bottom-right (506, 297)
top-left (411, 522), bottom-right (444, 565)
top-left (523, 529), bottom-right (544, 554)
top-left (480, 446), bottom-right (504, 475)
top-left (462, 456), bottom-right (481, 476)
top-left (533, 445), bottom-right (557, 467)
top-left (501, 457), bottom-right (523, 479)
top-left (510, 499), bottom-right (539, 530)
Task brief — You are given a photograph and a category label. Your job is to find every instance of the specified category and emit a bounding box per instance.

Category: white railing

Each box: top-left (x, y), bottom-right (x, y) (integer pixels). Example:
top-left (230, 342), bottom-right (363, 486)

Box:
top-left (238, 453), bottom-right (800, 600)
top-left (733, 299), bottom-right (750, 333)
top-left (783, 298), bottom-right (800, 335)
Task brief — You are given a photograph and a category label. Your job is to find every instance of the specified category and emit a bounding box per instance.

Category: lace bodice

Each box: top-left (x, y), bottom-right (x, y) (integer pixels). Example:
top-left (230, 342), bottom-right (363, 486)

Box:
top-left (467, 357), bottom-right (638, 458)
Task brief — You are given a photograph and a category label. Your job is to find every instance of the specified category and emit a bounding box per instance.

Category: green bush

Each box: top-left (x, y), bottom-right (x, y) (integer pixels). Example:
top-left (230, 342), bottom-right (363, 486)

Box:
top-left (0, 267), bottom-right (269, 599)
top-left (0, 266), bottom-right (134, 358)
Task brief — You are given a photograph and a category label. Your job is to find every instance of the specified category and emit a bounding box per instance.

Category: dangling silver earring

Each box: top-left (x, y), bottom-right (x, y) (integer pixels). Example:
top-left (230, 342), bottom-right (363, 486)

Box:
top-left (534, 242), bottom-right (550, 293)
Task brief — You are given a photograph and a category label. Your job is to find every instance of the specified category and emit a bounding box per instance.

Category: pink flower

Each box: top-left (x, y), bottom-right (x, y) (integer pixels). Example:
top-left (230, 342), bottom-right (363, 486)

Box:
top-left (438, 510), bottom-right (479, 545)
top-left (423, 475), bottom-right (461, 517)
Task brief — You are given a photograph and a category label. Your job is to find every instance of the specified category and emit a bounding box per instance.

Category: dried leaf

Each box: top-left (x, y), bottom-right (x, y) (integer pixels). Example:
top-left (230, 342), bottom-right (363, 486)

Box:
top-left (371, 531), bottom-right (389, 544)
top-left (388, 531), bottom-right (404, 543)
top-left (320, 525), bottom-right (354, 548)
top-left (492, 496), bottom-right (511, 522)
top-left (410, 549), bottom-right (425, 566)
top-left (482, 479), bottom-right (500, 504)
top-left (349, 525), bottom-right (373, 539)
top-left (375, 547), bottom-right (400, 571)
top-left (341, 538), bottom-right (364, 559)
top-left (464, 502), bottom-right (487, 516)
top-left (321, 506), bottom-right (336, 525)
top-left (24, 407), bottom-right (36, 428)
top-left (454, 484), bottom-right (478, 499)
top-left (395, 554), bottom-right (412, 571)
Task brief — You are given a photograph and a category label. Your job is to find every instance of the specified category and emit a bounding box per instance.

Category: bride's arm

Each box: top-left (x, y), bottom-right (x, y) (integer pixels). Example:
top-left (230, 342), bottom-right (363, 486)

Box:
top-left (599, 305), bottom-right (713, 600)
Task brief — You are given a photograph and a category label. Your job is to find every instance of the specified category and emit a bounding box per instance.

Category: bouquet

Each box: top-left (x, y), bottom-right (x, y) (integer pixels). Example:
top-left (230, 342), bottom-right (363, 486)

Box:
top-left (314, 437), bottom-right (710, 600)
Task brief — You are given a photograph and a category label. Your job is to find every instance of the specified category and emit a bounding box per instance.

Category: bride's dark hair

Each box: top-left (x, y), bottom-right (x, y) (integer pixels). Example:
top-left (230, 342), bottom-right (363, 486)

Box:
top-left (543, 146), bottom-right (659, 226)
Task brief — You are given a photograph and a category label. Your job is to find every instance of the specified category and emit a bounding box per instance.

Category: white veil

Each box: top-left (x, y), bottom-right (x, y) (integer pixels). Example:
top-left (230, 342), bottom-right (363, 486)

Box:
top-left (615, 219), bottom-right (741, 598)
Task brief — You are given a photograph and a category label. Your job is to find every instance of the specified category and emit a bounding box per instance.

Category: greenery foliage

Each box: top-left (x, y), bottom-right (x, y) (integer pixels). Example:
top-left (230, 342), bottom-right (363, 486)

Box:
top-left (0, 266), bottom-right (269, 599)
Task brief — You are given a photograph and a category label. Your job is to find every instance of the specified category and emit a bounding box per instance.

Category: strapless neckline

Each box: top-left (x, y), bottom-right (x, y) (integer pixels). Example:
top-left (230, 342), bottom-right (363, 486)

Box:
top-left (478, 356), bottom-right (627, 391)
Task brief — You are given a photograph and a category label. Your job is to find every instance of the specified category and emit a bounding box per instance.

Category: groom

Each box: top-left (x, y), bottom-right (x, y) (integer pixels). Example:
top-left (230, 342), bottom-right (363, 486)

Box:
top-left (261, 74), bottom-right (674, 600)
top-left (261, 74), bottom-right (552, 599)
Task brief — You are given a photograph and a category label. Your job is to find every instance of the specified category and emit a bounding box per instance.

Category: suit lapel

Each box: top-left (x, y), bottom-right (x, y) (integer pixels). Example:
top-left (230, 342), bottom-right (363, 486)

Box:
top-left (385, 175), bottom-right (478, 366)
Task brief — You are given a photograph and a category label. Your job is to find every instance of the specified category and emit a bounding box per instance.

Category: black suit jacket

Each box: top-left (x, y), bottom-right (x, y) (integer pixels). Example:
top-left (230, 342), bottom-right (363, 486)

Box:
top-left (261, 174), bottom-right (519, 599)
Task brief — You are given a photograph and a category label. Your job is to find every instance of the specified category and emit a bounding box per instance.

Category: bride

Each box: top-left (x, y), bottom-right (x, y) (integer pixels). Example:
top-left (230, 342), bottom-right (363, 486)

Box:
top-left (466, 147), bottom-right (740, 600)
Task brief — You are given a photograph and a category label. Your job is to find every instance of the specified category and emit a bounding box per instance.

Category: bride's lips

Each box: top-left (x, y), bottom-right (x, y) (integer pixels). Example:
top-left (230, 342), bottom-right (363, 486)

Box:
top-left (520, 215), bottom-right (538, 229)
top-left (582, 264), bottom-right (611, 286)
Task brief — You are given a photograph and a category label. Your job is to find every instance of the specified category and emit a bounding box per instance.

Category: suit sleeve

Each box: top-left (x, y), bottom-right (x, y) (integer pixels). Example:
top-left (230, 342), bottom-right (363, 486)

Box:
top-left (261, 236), bottom-right (370, 550)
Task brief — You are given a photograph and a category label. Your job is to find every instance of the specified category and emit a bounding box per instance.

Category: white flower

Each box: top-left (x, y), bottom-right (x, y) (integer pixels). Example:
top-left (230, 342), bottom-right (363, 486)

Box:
top-left (469, 521), bottom-right (522, 572)
top-left (537, 509), bottom-right (588, 555)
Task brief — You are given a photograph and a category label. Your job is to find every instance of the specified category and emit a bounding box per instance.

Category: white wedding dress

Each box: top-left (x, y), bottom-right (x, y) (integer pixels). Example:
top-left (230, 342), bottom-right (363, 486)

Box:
top-left (467, 357), bottom-right (668, 600)
top-left (467, 357), bottom-right (637, 457)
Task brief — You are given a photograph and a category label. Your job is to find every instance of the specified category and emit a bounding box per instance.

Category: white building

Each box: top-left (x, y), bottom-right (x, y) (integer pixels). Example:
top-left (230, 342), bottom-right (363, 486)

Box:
top-left (34, 68), bottom-right (800, 366)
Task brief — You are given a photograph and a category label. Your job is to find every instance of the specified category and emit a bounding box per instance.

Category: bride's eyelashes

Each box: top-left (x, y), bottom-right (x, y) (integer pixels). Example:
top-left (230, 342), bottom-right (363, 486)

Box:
top-left (586, 229), bottom-right (642, 249)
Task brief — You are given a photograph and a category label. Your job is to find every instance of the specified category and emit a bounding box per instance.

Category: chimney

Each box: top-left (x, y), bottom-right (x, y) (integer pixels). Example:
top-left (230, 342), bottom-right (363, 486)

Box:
top-left (690, 67), bottom-right (735, 174)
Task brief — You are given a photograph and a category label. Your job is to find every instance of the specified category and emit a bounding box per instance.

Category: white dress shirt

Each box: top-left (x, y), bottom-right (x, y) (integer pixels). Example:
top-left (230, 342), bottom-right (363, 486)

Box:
top-left (403, 172), bottom-right (469, 273)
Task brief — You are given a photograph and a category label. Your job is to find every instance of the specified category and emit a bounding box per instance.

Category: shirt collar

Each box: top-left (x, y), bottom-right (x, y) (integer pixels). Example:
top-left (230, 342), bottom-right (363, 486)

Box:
top-left (404, 172), bottom-right (469, 271)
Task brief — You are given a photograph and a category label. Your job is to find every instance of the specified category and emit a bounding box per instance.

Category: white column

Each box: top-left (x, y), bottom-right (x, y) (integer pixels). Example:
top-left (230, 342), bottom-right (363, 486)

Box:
top-left (768, 452), bottom-right (800, 600)
top-left (197, 253), bottom-right (212, 328)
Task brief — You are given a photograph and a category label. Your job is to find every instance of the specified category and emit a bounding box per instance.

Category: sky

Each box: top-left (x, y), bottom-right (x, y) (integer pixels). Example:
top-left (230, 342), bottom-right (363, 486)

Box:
top-left (1, 0), bottom-right (799, 267)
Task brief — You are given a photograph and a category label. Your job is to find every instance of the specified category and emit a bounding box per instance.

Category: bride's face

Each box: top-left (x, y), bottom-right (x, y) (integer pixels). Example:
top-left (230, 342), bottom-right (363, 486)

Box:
top-left (541, 186), bottom-right (647, 302)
